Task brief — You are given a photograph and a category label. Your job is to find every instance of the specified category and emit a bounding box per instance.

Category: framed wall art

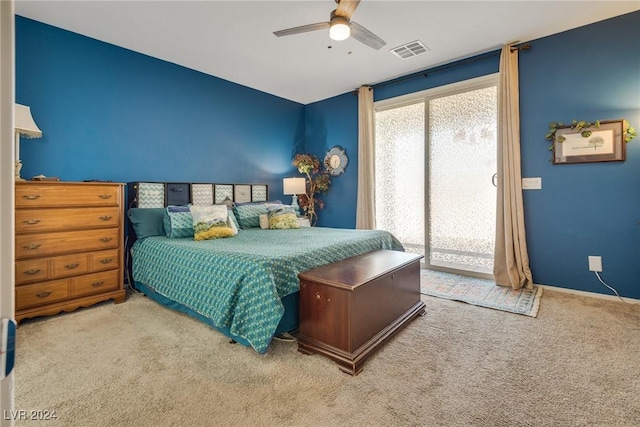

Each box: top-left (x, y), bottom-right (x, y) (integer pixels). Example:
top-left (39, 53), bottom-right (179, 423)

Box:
top-left (233, 184), bottom-right (252, 203)
top-left (552, 120), bottom-right (625, 164)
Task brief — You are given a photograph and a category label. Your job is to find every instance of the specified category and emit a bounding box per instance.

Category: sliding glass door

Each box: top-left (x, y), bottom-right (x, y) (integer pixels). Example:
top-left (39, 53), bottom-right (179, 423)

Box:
top-left (375, 74), bottom-right (498, 277)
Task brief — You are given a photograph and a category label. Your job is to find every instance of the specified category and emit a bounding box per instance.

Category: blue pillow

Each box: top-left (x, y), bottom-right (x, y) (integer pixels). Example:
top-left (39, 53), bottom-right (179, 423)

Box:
top-left (163, 206), bottom-right (194, 238)
top-left (128, 208), bottom-right (165, 239)
top-left (233, 201), bottom-right (281, 229)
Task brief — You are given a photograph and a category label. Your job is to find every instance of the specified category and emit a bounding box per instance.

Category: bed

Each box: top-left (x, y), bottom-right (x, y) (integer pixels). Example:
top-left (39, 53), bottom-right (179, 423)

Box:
top-left (127, 182), bottom-right (404, 354)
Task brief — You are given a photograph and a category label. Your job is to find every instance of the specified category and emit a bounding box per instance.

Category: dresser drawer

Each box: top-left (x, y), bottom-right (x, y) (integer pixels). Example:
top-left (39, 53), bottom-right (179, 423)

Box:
top-left (90, 250), bottom-right (119, 272)
top-left (16, 207), bottom-right (120, 233)
top-left (15, 258), bottom-right (49, 285)
top-left (16, 279), bottom-right (70, 310)
top-left (16, 184), bottom-right (120, 208)
top-left (16, 228), bottom-right (120, 259)
top-left (51, 253), bottom-right (90, 278)
top-left (71, 270), bottom-right (119, 298)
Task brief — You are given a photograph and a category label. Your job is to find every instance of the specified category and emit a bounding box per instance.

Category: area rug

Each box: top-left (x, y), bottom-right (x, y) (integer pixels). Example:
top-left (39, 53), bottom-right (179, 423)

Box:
top-left (421, 269), bottom-right (542, 317)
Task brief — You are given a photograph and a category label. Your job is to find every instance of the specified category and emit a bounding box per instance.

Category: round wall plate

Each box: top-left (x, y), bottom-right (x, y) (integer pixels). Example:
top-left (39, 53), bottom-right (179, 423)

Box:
top-left (324, 146), bottom-right (348, 176)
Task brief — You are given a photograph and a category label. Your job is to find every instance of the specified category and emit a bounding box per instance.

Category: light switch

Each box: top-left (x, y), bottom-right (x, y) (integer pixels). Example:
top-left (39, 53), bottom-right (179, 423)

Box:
top-left (522, 177), bottom-right (542, 190)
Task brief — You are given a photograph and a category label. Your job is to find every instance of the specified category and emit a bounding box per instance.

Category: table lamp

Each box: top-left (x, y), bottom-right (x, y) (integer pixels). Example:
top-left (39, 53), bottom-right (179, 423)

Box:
top-left (15, 104), bottom-right (42, 181)
top-left (283, 177), bottom-right (306, 216)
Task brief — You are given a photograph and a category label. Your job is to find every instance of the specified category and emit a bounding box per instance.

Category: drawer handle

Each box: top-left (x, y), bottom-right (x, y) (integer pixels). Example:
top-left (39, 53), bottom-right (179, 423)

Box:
top-left (65, 263), bottom-right (80, 270)
top-left (98, 194), bottom-right (112, 199)
top-left (99, 215), bottom-right (113, 221)
top-left (24, 269), bottom-right (41, 275)
top-left (316, 292), bottom-right (321, 300)
top-left (91, 281), bottom-right (104, 288)
top-left (23, 219), bottom-right (41, 225)
top-left (23, 194), bottom-right (41, 200)
top-left (99, 237), bottom-right (113, 243)
top-left (99, 258), bottom-right (113, 264)
top-left (36, 291), bottom-right (51, 298)
top-left (23, 243), bottom-right (41, 250)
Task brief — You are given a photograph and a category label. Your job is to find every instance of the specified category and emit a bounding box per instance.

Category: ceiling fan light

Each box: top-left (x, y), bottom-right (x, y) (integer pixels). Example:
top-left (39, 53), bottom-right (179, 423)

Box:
top-left (329, 17), bottom-right (350, 41)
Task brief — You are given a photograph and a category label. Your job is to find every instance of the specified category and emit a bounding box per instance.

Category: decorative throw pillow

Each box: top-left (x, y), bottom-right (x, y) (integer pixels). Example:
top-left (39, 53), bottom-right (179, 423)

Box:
top-left (259, 213), bottom-right (269, 230)
top-left (267, 205), bottom-right (300, 230)
top-left (190, 205), bottom-right (234, 241)
top-left (233, 201), bottom-right (281, 229)
top-left (163, 206), bottom-right (194, 238)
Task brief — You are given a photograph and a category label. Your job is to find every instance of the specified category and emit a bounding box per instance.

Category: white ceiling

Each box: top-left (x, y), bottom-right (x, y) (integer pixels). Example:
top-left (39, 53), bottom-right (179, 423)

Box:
top-left (15, 1), bottom-right (640, 105)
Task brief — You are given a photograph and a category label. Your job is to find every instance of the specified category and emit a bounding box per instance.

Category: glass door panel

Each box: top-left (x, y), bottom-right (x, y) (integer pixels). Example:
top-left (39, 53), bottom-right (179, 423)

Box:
top-left (427, 86), bottom-right (497, 274)
top-left (374, 102), bottom-right (425, 256)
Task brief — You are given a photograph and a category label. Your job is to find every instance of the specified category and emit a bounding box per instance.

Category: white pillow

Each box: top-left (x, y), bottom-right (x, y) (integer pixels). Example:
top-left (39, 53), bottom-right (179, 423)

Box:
top-left (259, 213), bottom-right (269, 230)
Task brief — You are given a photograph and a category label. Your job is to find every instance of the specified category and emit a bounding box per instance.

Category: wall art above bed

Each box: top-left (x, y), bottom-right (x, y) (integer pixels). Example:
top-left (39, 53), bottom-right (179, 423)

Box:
top-left (129, 182), bottom-right (269, 208)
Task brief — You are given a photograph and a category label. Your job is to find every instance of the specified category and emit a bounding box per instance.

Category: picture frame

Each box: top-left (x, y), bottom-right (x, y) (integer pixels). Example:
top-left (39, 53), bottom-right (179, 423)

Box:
top-left (233, 184), bottom-right (252, 203)
top-left (214, 184), bottom-right (233, 204)
top-left (553, 120), bottom-right (625, 164)
top-left (251, 184), bottom-right (268, 202)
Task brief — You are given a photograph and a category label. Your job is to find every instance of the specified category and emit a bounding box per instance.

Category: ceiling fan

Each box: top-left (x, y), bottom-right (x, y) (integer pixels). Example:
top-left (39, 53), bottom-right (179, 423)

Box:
top-left (273, 0), bottom-right (386, 50)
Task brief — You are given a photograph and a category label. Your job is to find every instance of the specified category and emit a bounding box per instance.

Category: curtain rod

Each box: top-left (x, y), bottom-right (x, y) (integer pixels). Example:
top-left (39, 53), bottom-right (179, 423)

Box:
top-left (355, 43), bottom-right (531, 93)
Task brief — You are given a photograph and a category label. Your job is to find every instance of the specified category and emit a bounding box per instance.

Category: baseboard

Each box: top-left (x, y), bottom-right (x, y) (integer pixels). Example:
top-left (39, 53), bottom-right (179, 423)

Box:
top-left (537, 283), bottom-right (640, 304)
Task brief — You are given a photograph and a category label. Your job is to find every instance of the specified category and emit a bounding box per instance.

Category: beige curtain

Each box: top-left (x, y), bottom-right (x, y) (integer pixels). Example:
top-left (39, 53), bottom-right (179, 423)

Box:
top-left (356, 85), bottom-right (376, 230)
top-left (494, 45), bottom-right (534, 290)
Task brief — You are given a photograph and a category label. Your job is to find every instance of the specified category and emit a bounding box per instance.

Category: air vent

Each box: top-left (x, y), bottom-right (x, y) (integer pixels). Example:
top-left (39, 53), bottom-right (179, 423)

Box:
top-left (390, 40), bottom-right (430, 59)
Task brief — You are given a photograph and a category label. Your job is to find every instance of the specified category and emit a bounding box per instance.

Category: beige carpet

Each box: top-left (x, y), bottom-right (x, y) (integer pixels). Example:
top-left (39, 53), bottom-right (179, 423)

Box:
top-left (15, 288), bottom-right (640, 426)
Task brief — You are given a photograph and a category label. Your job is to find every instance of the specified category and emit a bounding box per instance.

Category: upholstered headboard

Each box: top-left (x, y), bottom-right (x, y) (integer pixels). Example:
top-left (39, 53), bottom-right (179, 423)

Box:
top-left (128, 182), bottom-right (269, 208)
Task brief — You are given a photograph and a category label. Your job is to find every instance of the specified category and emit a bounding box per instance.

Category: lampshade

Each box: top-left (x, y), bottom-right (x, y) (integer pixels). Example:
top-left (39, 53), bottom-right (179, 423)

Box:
top-left (329, 16), bottom-right (350, 41)
top-left (15, 104), bottom-right (42, 138)
top-left (14, 104), bottom-right (43, 181)
top-left (283, 177), bottom-right (306, 195)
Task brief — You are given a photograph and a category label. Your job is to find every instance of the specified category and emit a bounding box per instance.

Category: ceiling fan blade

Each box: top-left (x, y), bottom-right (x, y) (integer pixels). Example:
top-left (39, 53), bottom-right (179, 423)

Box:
top-left (273, 22), bottom-right (330, 37)
top-left (335, 0), bottom-right (361, 19)
top-left (350, 21), bottom-right (386, 50)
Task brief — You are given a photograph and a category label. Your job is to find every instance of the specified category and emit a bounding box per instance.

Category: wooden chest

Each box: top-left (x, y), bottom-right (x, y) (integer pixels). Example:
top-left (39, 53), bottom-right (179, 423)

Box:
top-left (297, 250), bottom-right (425, 375)
top-left (15, 181), bottom-right (127, 323)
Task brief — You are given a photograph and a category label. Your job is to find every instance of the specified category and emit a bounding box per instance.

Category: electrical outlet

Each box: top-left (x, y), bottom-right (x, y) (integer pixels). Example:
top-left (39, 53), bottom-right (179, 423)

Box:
top-left (588, 256), bottom-right (602, 272)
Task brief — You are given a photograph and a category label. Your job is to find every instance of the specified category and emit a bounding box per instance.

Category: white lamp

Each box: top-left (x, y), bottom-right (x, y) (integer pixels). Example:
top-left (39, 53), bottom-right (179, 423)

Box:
top-left (283, 177), bottom-right (306, 215)
top-left (15, 104), bottom-right (42, 181)
top-left (329, 13), bottom-right (350, 41)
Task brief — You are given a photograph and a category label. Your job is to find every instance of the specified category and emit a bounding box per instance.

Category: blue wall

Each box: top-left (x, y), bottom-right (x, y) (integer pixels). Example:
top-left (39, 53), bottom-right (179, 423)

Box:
top-left (16, 16), bottom-right (305, 203)
top-left (304, 92), bottom-right (358, 228)
top-left (519, 11), bottom-right (640, 298)
top-left (305, 11), bottom-right (640, 298)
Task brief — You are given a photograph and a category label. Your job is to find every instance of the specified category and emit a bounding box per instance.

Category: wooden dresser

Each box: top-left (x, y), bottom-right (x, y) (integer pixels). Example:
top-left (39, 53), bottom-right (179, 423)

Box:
top-left (15, 181), bottom-right (127, 323)
top-left (297, 250), bottom-right (425, 375)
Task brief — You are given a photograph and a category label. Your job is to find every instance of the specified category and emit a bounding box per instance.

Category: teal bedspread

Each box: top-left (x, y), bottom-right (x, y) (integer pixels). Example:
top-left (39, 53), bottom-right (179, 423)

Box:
top-left (132, 227), bottom-right (403, 354)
